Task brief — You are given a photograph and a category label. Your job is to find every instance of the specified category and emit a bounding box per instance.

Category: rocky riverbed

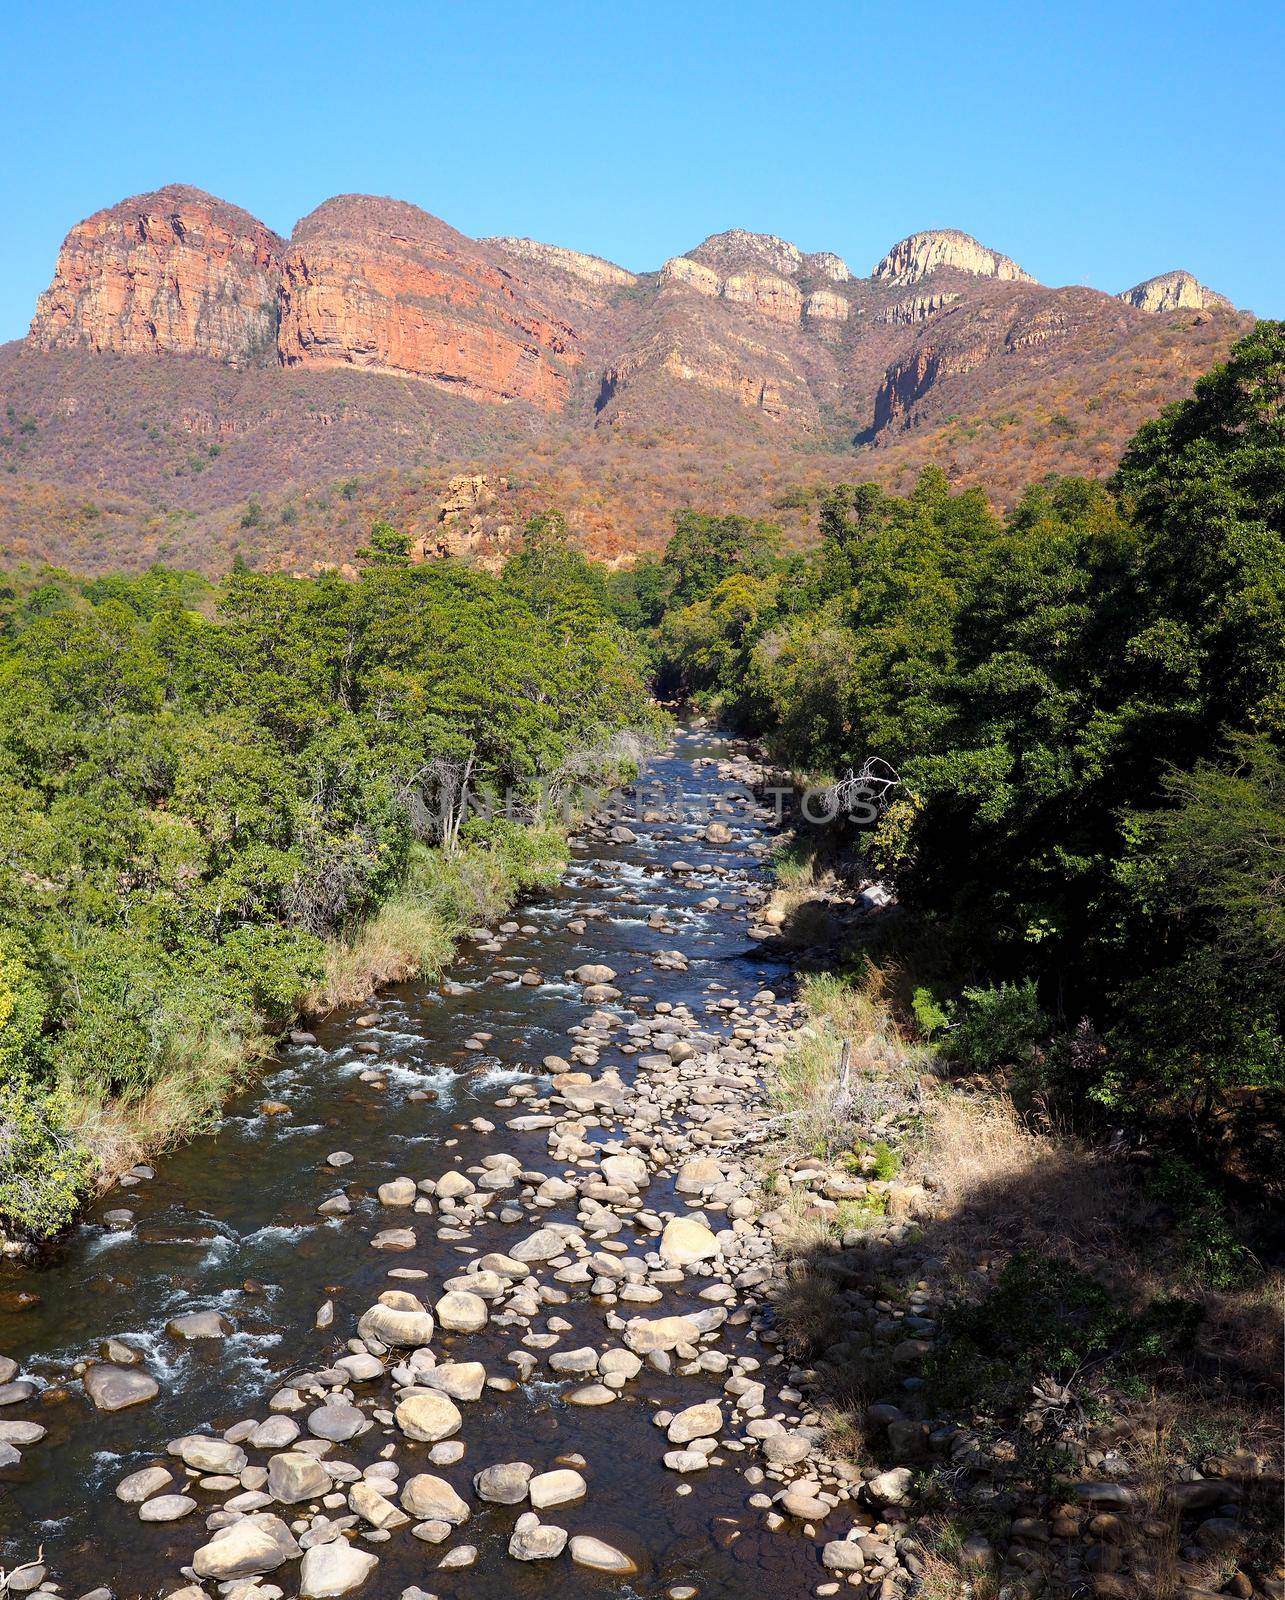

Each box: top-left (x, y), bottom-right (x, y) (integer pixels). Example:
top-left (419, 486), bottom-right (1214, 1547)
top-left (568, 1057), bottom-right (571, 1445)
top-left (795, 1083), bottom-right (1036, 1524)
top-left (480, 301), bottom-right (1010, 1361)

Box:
top-left (0, 731), bottom-right (894, 1600)
top-left (2, 730), bottom-right (1268, 1600)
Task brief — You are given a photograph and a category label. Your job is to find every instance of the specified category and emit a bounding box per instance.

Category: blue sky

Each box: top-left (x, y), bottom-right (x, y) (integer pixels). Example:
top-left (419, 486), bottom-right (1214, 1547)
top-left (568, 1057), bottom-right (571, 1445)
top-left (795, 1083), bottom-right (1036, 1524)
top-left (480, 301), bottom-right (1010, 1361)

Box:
top-left (2, 0), bottom-right (1281, 339)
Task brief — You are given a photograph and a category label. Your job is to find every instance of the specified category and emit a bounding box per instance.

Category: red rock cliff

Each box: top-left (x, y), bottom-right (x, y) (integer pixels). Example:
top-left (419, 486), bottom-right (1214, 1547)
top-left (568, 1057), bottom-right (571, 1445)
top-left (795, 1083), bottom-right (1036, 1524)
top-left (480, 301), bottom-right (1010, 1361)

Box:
top-left (276, 196), bottom-right (583, 410)
top-left (28, 184), bottom-right (285, 364)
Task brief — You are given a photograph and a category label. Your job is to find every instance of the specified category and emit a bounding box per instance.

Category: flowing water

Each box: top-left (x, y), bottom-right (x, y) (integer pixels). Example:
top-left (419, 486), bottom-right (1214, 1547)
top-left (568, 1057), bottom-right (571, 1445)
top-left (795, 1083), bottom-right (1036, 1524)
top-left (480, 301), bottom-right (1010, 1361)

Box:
top-left (0, 731), bottom-right (823, 1598)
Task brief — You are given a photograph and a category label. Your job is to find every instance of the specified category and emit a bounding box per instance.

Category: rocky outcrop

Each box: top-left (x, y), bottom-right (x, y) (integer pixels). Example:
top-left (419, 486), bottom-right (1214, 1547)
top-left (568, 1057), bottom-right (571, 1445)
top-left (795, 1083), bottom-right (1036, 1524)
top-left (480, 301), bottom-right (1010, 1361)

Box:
top-left (1118, 270), bottom-right (1232, 313)
top-left (277, 196), bottom-right (582, 409)
top-left (720, 272), bottom-right (803, 325)
top-left (688, 229), bottom-right (805, 279)
top-left (802, 251), bottom-right (852, 283)
top-left (803, 289), bottom-right (849, 323)
top-left (28, 185), bottom-right (284, 364)
top-left (484, 237), bottom-right (637, 291)
top-left (410, 472), bottom-right (514, 566)
top-left (660, 256), bottom-right (721, 297)
top-left (878, 291), bottom-right (961, 325)
top-left (873, 228), bottom-right (1035, 286)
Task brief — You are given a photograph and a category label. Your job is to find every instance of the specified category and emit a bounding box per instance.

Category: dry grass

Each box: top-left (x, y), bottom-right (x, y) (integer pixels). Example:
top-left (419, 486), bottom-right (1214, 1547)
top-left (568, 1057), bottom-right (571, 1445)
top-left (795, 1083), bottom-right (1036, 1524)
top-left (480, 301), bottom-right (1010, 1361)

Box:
top-left (307, 898), bottom-right (455, 1011)
top-left (72, 1023), bottom-right (265, 1190)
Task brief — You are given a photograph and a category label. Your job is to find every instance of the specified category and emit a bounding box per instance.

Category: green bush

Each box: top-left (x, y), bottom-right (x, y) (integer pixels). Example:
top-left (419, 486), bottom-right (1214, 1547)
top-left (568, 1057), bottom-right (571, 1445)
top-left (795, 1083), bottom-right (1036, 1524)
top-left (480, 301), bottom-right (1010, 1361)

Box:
top-left (0, 1071), bottom-right (92, 1239)
top-left (948, 980), bottom-right (1047, 1072)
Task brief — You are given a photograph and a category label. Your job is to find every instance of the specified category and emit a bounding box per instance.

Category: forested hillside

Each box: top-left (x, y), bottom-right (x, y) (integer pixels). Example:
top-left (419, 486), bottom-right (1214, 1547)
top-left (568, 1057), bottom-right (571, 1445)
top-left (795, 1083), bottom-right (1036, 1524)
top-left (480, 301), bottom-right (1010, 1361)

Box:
top-left (638, 323), bottom-right (1284, 1194)
top-left (0, 529), bottom-right (653, 1236)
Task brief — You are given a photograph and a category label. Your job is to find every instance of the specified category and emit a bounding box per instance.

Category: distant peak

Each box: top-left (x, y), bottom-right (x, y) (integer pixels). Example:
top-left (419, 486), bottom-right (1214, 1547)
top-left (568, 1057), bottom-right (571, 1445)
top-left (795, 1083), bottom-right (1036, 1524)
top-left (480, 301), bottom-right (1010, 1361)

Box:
top-left (872, 229), bottom-right (1036, 287)
top-left (1117, 270), bottom-right (1232, 313)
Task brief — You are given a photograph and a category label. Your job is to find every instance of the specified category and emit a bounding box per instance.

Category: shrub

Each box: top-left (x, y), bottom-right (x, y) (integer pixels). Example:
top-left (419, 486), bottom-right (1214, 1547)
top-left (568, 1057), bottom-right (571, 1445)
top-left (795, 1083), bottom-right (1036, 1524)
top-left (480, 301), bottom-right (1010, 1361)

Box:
top-left (948, 980), bottom-right (1047, 1073)
top-left (0, 1071), bottom-right (93, 1238)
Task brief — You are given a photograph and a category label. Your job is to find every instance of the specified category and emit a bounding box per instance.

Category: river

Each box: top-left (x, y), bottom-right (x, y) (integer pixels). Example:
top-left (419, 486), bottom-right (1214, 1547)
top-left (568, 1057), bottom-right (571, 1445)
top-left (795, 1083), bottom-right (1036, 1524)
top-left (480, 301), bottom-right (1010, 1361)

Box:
top-left (0, 730), bottom-right (841, 1599)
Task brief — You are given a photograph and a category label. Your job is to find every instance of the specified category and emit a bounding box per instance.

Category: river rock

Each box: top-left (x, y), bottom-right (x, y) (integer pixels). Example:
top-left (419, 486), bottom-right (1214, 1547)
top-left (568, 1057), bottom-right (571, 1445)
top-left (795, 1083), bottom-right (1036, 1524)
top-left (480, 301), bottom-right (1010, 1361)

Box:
top-left (574, 964), bottom-right (616, 985)
top-left (377, 1177), bottom-right (416, 1206)
top-left (308, 1401), bottom-right (366, 1442)
top-left (171, 1434), bottom-right (248, 1474)
top-left (358, 1291), bottom-right (435, 1348)
top-left (509, 1511), bottom-right (567, 1560)
top-left (822, 1540), bottom-right (866, 1571)
top-left (569, 1535), bottom-right (638, 1575)
top-left (115, 1465), bottom-right (173, 1503)
top-left (83, 1363), bottom-right (159, 1411)
top-left (138, 1492), bottom-right (197, 1522)
top-left (349, 1478), bottom-right (407, 1529)
top-left (659, 1216), bottom-right (720, 1265)
top-left (667, 1400), bottom-right (723, 1444)
top-left (267, 1451), bottom-right (332, 1504)
top-left (623, 1314), bottom-right (701, 1354)
top-left (475, 1460), bottom-right (534, 1504)
top-left (528, 1468), bottom-right (586, 1509)
top-left (435, 1290), bottom-right (487, 1332)
top-left (510, 1227), bottom-right (567, 1263)
top-left (167, 1310), bottom-right (231, 1340)
top-left (395, 1391), bottom-right (462, 1442)
top-left (866, 1466), bottom-right (914, 1505)
top-left (422, 1360), bottom-right (486, 1401)
top-left (192, 1514), bottom-right (302, 1579)
top-left (0, 1421), bottom-right (46, 1444)
top-left (400, 1473), bottom-right (470, 1524)
top-left (299, 1540), bottom-right (378, 1597)
top-left (249, 1415), bottom-right (300, 1449)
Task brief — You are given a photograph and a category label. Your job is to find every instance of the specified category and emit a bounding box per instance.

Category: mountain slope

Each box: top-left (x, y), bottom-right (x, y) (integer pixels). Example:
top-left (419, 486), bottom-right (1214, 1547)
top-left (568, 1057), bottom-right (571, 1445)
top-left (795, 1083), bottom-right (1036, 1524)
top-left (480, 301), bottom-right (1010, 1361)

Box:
top-left (3, 187), bottom-right (1252, 574)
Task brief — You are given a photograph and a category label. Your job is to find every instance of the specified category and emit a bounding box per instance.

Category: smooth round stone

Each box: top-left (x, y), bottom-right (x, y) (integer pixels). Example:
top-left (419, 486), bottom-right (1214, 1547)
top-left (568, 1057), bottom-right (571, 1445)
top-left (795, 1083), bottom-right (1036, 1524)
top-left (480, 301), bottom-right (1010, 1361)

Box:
top-left (139, 1492), bottom-right (198, 1522)
top-left (308, 1403), bottom-right (366, 1442)
top-left (566, 1383), bottom-right (616, 1406)
top-left (528, 1468), bottom-right (586, 1510)
top-left (250, 1416), bottom-right (301, 1449)
top-left (474, 1461), bottom-right (533, 1504)
top-left (395, 1392), bottom-right (461, 1443)
top-left (434, 1291), bottom-right (487, 1333)
top-left (167, 1310), bottom-right (231, 1340)
top-left (569, 1535), bottom-right (639, 1576)
top-left (116, 1465), bottom-right (174, 1503)
top-left (83, 1364), bottom-right (159, 1411)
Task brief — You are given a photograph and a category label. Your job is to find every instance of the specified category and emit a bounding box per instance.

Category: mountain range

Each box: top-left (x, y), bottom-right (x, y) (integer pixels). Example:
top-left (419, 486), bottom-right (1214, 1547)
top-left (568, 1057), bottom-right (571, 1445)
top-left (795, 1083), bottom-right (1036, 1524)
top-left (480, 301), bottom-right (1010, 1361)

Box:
top-left (0, 184), bottom-right (1250, 574)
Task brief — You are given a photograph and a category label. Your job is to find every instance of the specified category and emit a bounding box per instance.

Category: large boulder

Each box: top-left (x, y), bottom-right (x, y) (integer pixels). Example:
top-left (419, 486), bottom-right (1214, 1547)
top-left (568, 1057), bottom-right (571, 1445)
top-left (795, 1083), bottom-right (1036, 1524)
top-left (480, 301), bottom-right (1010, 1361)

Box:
top-left (659, 1216), bottom-right (720, 1266)
top-left (192, 1514), bottom-right (301, 1580)
top-left (299, 1541), bottom-right (378, 1597)
top-left (395, 1391), bottom-right (462, 1442)
top-left (357, 1290), bottom-right (435, 1348)
top-left (400, 1473), bottom-right (470, 1524)
top-left (83, 1364), bottom-right (158, 1411)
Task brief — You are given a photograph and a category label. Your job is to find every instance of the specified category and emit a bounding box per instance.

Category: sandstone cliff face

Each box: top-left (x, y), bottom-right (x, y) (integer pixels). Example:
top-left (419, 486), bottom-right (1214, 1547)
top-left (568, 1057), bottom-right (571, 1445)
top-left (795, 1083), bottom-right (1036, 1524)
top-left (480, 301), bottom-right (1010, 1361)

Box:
top-left (802, 251), bottom-right (852, 283)
top-left (484, 237), bottom-right (637, 291)
top-left (720, 271), bottom-right (803, 324)
top-left (277, 196), bottom-right (582, 410)
top-left (879, 290), bottom-right (961, 325)
top-left (1118, 270), bottom-right (1232, 313)
top-left (28, 185), bottom-right (285, 364)
top-left (803, 289), bottom-right (849, 323)
top-left (873, 229), bottom-right (1035, 287)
